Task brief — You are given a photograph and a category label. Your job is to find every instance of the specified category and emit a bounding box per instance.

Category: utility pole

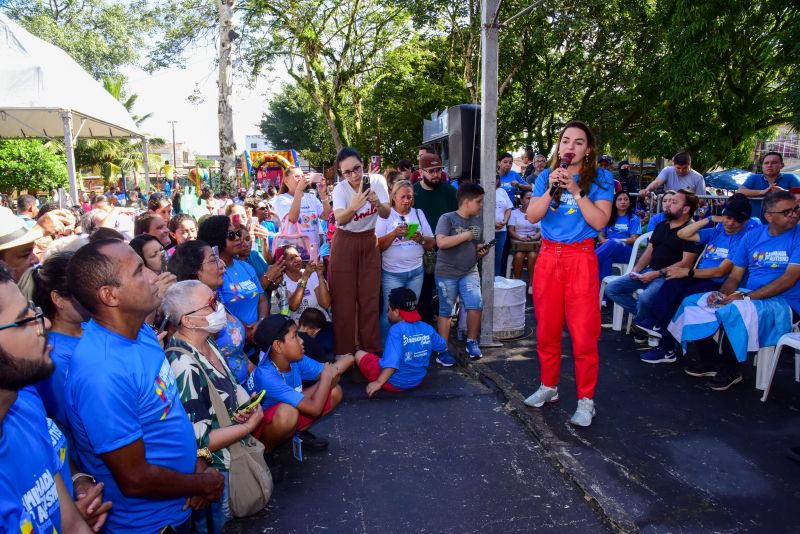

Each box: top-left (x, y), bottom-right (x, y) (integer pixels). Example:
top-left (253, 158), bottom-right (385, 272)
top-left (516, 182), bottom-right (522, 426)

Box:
top-left (168, 120), bottom-right (178, 179)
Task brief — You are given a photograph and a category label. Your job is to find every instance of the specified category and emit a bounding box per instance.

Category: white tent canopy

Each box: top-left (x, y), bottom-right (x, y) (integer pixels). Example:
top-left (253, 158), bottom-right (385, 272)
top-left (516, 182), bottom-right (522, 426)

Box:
top-left (0, 12), bottom-right (149, 202)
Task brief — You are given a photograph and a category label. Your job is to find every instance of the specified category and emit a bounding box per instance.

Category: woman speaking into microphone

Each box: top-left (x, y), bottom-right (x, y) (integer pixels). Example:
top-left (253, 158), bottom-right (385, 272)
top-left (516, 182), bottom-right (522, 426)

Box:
top-left (524, 120), bottom-right (614, 427)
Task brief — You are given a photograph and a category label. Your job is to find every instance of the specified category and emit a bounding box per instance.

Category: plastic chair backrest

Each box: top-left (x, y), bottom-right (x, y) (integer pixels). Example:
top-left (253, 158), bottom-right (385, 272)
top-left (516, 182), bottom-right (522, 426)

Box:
top-left (623, 231), bottom-right (652, 274)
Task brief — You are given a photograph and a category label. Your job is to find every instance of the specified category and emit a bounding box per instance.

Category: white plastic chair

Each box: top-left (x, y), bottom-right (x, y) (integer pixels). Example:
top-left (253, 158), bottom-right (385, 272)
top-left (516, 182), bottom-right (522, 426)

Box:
top-left (599, 231), bottom-right (652, 331)
top-left (758, 328), bottom-right (800, 402)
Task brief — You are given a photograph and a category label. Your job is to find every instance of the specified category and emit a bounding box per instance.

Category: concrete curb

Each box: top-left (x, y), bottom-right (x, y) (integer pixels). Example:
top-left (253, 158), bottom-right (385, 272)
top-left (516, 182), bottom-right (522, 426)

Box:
top-left (450, 342), bottom-right (639, 534)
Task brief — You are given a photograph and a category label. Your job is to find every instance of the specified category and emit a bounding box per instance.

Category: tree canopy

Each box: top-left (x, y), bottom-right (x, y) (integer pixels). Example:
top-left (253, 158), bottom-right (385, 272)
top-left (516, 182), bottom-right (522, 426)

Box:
top-left (0, 140), bottom-right (69, 194)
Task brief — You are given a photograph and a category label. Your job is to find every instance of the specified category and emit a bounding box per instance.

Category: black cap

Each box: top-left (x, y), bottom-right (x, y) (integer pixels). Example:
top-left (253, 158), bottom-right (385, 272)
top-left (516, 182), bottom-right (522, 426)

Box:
top-left (599, 154), bottom-right (613, 164)
top-left (253, 315), bottom-right (294, 354)
top-left (722, 194), bottom-right (752, 223)
top-left (388, 287), bottom-right (421, 321)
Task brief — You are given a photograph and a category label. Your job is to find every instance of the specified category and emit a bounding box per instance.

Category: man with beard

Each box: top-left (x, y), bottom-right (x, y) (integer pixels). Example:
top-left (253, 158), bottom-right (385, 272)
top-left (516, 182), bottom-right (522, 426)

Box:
top-left (0, 262), bottom-right (94, 533)
top-left (606, 189), bottom-right (704, 330)
top-left (413, 153), bottom-right (459, 327)
top-left (64, 240), bottom-right (224, 533)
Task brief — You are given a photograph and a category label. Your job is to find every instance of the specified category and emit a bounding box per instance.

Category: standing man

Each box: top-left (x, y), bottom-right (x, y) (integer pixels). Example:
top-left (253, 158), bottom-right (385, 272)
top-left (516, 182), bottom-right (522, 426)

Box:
top-left (617, 159), bottom-right (638, 193)
top-left (640, 152), bottom-right (707, 197)
top-left (397, 159), bottom-right (413, 181)
top-left (65, 240), bottom-right (224, 533)
top-left (411, 146), bottom-right (449, 184)
top-left (16, 195), bottom-right (38, 228)
top-left (738, 152), bottom-right (800, 222)
top-left (521, 148), bottom-right (536, 182)
top-left (161, 160), bottom-right (175, 191)
top-left (413, 153), bottom-right (458, 328)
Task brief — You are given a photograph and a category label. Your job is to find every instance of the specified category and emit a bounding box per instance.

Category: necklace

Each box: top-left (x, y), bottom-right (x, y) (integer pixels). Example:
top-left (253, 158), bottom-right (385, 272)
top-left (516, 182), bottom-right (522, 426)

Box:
top-left (269, 357), bottom-right (289, 383)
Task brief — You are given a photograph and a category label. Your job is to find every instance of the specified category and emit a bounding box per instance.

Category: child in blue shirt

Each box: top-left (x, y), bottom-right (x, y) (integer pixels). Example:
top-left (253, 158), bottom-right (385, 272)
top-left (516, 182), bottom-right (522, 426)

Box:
top-left (355, 287), bottom-right (450, 397)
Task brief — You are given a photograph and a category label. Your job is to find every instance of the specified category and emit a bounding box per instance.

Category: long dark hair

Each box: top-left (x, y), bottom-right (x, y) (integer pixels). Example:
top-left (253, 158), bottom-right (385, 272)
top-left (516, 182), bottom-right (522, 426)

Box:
top-left (32, 252), bottom-right (74, 319)
top-left (549, 120), bottom-right (602, 208)
top-left (607, 191), bottom-right (633, 228)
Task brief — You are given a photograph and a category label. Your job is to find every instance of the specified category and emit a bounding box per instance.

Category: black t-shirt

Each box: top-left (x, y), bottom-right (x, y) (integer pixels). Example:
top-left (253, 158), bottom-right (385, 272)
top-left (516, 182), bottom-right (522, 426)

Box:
top-left (648, 220), bottom-right (704, 270)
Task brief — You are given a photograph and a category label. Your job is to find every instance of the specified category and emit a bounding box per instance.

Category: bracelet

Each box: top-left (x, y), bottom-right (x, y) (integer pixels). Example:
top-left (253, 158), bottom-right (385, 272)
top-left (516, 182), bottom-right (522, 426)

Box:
top-left (72, 472), bottom-right (96, 485)
top-left (298, 280), bottom-right (307, 288)
top-left (687, 268), bottom-right (695, 278)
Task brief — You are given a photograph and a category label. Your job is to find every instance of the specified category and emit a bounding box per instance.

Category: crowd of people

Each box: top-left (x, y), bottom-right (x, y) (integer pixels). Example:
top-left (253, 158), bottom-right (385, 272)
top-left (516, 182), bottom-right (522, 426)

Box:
top-left (2, 127), bottom-right (800, 532)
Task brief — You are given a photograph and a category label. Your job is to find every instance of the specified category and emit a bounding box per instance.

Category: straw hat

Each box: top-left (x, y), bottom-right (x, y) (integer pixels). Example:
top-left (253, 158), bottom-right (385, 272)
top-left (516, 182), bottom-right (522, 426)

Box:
top-left (0, 207), bottom-right (41, 251)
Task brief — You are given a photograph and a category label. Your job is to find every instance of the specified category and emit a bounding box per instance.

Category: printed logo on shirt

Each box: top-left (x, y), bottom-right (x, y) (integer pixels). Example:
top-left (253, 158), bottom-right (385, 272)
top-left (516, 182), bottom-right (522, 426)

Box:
top-left (154, 359), bottom-right (178, 420)
top-left (549, 193), bottom-right (578, 215)
top-left (46, 418), bottom-right (67, 469)
top-left (300, 212), bottom-right (319, 230)
top-left (751, 250), bottom-right (789, 268)
top-left (613, 222), bottom-right (629, 232)
top-left (20, 469), bottom-right (58, 533)
top-left (353, 206), bottom-right (377, 222)
top-left (704, 244), bottom-right (729, 260)
top-left (226, 279), bottom-right (259, 302)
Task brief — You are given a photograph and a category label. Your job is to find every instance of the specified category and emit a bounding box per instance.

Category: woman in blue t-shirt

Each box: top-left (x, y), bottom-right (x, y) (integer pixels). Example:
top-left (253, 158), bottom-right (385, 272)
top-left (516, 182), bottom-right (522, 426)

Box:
top-left (595, 190), bottom-right (642, 281)
top-left (525, 120), bottom-right (614, 428)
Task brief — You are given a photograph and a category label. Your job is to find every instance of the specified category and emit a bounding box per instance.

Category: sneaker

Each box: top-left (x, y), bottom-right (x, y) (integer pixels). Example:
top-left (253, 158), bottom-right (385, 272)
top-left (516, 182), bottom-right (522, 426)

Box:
top-left (297, 430), bottom-right (329, 451)
top-left (634, 320), bottom-right (662, 339)
top-left (684, 363), bottom-right (717, 377)
top-left (435, 351), bottom-right (456, 367)
top-left (633, 335), bottom-right (648, 344)
top-left (569, 398), bottom-right (595, 427)
top-left (640, 348), bottom-right (677, 364)
top-left (465, 339), bottom-right (482, 359)
top-left (523, 385), bottom-right (559, 407)
top-left (706, 372), bottom-right (743, 391)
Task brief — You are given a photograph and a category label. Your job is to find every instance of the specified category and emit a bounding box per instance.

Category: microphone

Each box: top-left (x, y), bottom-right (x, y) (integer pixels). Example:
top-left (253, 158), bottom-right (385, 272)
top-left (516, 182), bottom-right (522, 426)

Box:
top-left (549, 153), bottom-right (574, 197)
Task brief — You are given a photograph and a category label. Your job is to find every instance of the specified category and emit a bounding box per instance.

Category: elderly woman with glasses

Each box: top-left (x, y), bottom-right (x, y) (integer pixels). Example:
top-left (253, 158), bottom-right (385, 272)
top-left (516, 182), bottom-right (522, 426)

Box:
top-left (374, 180), bottom-right (434, 341)
top-left (162, 280), bottom-right (264, 534)
top-left (198, 215), bottom-right (268, 344)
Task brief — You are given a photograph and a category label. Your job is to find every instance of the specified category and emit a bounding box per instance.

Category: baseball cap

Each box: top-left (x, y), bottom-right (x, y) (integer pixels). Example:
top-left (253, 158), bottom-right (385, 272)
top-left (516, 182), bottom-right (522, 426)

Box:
top-left (388, 287), bottom-right (421, 322)
top-left (253, 314), bottom-right (295, 355)
top-left (419, 153), bottom-right (443, 171)
top-left (722, 193), bottom-right (752, 223)
top-left (0, 207), bottom-right (41, 252)
top-left (598, 155), bottom-right (613, 164)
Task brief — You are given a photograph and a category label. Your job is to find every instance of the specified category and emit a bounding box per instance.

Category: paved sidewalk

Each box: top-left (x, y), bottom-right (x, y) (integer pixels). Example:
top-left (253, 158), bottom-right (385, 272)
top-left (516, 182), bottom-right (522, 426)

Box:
top-left (224, 367), bottom-right (609, 533)
top-left (453, 301), bottom-right (800, 532)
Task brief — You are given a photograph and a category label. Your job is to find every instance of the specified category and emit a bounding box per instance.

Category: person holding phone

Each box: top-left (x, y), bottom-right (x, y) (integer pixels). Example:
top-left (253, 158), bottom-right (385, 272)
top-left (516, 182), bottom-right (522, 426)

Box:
top-left (525, 120), bottom-right (614, 427)
top-left (272, 167), bottom-right (331, 259)
top-left (375, 180), bottom-right (434, 342)
top-left (330, 147), bottom-right (390, 355)
top-left (162, 280), bottom-right (264, 532)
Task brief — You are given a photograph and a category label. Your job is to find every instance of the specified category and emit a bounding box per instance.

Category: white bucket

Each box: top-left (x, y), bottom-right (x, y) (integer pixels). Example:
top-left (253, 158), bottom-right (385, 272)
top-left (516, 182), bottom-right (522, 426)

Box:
top-left (493, 276), bottom-right (527, 339)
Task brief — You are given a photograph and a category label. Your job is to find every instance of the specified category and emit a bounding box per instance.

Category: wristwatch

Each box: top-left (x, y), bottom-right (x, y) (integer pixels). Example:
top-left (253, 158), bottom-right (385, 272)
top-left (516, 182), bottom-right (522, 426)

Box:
top-left (197, 447), bottom-right (213, 462)
top-left (687, 268), bottom-right (695, 278)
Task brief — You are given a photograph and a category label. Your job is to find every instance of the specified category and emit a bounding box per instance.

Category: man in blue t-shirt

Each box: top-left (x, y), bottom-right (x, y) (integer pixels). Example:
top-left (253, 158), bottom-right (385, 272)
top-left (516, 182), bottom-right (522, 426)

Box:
top-left (497, 152), bottom-right (527, 198)
top-left (355, 287), bottom-right (449, 397)
top-left (678, 190), bottom-right (800, 390)
top-left (247, 315), bottom-right (354, 453)
top-left (738, 151), bottom-right (800, 222)
top-left (0, 263), bottom-right (93, 533)
top-left (64, 240), bottom-right (224, 533)
top-left (637, 194), bottom-right (752, 364)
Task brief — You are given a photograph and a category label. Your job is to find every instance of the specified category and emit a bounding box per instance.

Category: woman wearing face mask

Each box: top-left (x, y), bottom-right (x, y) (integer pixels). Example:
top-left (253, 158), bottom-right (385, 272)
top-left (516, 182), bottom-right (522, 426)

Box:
top-left (163, 280), bottom-right (264, 534)
top-left (525, 120), bottom-right (614, 427)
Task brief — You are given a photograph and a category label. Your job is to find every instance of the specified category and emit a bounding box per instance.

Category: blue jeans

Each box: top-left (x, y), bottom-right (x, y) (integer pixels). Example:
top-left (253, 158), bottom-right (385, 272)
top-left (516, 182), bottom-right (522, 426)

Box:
top-left (605, 268), bottom-right (665, 323)
top-left (192, 470), bottom-right (230, 534)
top-left (381, 265), bottom-right (424, 342)
top-left (595, 239), bottom-right (632, 281)
top-left (435, 271), bottom-right (483, 317)
top-left (494, 230), bottom-right (508, 275)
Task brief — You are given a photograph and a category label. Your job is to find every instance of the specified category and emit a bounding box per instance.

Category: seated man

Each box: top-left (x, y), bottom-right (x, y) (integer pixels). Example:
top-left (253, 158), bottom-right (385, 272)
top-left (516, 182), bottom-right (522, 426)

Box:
top-left (637, 194), bottom-right (752, 363)
top-left (65, 240), bottom-right (224, 533)
top-left (738, 151), bottom-right (800, 222)
top-left (355, 287), bottom-right (450, 397)
top-left (668, 190), bottom-right (800, 390)
top-left (0, 262), bottom-right (95, 533)
top-left (248, 315), bottom-right (354, 453)
top-left (606, 189), bottom-right (704, 332)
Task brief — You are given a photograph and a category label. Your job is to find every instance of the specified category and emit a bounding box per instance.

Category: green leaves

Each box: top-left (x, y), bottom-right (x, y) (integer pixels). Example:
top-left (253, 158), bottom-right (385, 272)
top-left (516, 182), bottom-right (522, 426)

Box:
top-left (0, 140), bottom-right (69, 194)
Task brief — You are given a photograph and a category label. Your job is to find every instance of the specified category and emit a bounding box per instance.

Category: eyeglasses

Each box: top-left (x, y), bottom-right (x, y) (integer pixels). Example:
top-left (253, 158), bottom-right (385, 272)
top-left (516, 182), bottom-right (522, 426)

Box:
top-left (0, 302), bottom-right (46, 335)
top-left (424, 168), bottom-right (442, 174)
top-left (340, 164), bottom-right (362, 177)
top-left (226, 229), bottom-right (243, 241)
top-left (185, 294), bottom-right (219, 317)
top-left (201, 255), bottom-right (224, 267)
top-left (767, 205), bottom-right (800, 218)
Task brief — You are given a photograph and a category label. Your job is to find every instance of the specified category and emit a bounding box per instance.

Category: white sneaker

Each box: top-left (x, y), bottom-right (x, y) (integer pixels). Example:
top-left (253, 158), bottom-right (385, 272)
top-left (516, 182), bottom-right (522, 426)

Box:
top-left (569, 398), bottom-right (595, 427)
top-left (523, 385), bottom-right (559, 407)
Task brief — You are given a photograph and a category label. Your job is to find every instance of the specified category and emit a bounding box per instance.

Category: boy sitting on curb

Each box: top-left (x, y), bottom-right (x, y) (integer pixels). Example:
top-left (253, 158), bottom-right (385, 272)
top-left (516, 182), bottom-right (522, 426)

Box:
top-left (247, 314), bottom-right (354, 452)
top-left (355, 287), bottom-right (450, 397)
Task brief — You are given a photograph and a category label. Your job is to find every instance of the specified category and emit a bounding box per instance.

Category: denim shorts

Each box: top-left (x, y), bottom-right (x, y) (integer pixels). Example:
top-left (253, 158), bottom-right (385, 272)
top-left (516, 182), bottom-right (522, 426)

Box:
top-left (435, 271), bottom-right (483, 317)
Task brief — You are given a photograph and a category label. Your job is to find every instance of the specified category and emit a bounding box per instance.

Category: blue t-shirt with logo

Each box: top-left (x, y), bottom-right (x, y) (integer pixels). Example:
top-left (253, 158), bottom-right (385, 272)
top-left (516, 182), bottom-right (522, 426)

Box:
top-left (696, 226), bottom-right (748, 282)
top-left (219, 259), bottom-right (264, 325)
top-left (246, 355), bottom-right (323, 410)
top-left (46, 416), bottom-right (73, 497)
top-left (65, 321), bottom-right (196, 533)
top-left (533, 168), bottom-right (615, 243)
top-left (0, 388), bottom-right (61, 534)
top-left (381, 321), bottom-right (447, 389)
top-left (604, 214), bottom-right (642, 240)
top-left (731, 225), bottom-right (800, 313)
top-left (499, 170), bottom-right (523, 198)
top-left (741, 173), bottom-right (800, 221)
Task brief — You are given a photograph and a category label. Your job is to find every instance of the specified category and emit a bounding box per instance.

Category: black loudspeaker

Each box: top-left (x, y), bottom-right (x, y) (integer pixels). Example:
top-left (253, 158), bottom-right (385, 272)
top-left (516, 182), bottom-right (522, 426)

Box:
top-left (447, 104), bottom-right (481, 182)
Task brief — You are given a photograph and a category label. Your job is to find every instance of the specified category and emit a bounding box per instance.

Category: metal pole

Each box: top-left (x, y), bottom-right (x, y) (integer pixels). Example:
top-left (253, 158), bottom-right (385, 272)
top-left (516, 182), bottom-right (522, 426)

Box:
top-left (61, 111), bottom-right (79, 206)
top-left (169, 120), bottom-right (178, 188)
top-left (143, 138), bottom-right (150, 194)
top-left (479, 0), bottom-right (502, 348)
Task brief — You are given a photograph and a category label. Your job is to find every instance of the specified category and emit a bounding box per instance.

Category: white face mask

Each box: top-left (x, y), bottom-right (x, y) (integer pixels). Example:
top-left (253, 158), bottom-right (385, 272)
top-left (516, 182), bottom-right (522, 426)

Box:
top-left (187, 302), bottom-right (227, 333)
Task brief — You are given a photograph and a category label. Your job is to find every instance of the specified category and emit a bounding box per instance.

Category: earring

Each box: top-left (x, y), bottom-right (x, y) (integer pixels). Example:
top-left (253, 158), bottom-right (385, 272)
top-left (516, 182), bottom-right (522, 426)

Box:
top-left (585, 154), bottom-right (590, 163)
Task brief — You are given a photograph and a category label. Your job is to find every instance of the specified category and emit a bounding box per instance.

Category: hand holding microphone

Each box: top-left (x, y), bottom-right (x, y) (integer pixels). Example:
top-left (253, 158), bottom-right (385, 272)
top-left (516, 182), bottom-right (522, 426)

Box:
top-left (548, 153), bottom-right (575, 198)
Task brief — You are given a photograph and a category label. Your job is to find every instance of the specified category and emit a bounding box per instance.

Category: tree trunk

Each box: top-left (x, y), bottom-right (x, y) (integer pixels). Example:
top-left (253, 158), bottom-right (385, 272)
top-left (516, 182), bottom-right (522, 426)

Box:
top-left (216, 0), bottom-right (237, 191)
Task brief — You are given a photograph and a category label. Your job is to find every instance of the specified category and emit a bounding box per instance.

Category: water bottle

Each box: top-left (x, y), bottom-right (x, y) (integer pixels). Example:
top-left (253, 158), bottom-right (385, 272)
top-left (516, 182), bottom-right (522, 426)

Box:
top-left (277, 282), bottom-right (290, 316)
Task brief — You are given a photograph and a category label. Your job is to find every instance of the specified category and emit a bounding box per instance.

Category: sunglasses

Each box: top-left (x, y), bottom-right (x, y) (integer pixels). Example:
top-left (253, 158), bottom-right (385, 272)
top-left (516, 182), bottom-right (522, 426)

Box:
top-left (227, 229), bottom-right (243, 241)
top-left (0, 302), bottom-right (46, 333)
